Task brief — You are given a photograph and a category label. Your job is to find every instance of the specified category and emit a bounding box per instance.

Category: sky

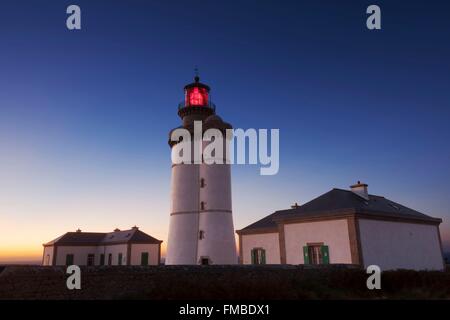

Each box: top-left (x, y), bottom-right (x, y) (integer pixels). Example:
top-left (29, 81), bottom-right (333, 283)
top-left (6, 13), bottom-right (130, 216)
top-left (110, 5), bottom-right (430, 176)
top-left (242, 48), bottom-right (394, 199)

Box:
top-left (0, 0), bottom-right (449, 263)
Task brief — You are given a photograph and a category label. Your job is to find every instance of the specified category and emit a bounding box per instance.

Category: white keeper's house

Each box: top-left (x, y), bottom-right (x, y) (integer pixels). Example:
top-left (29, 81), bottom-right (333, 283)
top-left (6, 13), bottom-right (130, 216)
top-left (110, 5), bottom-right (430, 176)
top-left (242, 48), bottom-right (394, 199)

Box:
top-left (42, 226), bottom-right (162, 266)
top-left (236, 182), bottom-right (445, 271)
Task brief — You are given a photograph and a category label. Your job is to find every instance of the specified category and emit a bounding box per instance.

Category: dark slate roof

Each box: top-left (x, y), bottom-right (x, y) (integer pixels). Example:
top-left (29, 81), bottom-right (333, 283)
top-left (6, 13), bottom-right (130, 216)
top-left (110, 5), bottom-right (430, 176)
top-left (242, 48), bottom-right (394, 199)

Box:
top-left (239, 188), bottom-right (441, 232)
top-left (44, 228), bottom-right (162, 246)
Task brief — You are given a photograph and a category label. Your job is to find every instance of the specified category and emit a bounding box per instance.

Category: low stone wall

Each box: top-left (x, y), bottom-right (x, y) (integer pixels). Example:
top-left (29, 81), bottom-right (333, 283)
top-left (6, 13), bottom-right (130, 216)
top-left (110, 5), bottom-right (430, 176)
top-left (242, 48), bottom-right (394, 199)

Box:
top-left (0, 265), bottom-right (449, 300)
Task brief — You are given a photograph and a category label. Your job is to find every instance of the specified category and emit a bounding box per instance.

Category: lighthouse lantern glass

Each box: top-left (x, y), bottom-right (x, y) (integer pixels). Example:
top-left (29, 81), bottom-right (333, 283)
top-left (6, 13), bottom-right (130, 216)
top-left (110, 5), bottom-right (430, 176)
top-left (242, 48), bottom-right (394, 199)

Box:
top-left (186, 87), bottom-right (209, 106)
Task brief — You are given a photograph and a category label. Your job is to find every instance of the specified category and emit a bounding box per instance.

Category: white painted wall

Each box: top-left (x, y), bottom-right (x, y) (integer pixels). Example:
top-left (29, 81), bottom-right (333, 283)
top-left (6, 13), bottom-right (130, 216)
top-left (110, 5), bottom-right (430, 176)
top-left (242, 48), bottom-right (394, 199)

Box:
top-left (55, 246), bottom-right (98, 266)
top-left (284, 219), bottom-right (352, 264)
top-left (241, 233), bottom-right (280, 264)
top-left (358, 219), bottom-right (444, 271)
top-left (130, 244), bottom-right (160, 265)
top-left (167, 139), bottom-right (237, 265)
top-left (47, 244), bottom-right (159, 266)
top-left (166, 163), bottom-right (200, 265)
top-left (103, 244), bottom-right (128, 265)
top-left (42, 246), bottom-right (54, 266)
top-left (197, 162), bottom-right (237, 264)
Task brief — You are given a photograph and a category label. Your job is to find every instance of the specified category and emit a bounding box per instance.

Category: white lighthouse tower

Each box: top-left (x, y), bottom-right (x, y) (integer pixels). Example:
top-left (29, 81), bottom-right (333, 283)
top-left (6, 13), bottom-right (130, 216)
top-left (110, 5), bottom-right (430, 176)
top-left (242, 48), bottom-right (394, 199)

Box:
top-left (166, 76), bottom-right (238, 265)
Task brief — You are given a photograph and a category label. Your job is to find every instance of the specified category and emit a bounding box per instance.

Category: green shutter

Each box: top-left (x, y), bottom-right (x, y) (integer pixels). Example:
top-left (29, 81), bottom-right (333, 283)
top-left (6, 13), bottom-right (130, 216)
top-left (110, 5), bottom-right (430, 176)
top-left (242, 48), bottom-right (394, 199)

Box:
top-left (261, 250), bottom-right (266, 265)
top-left (251, 249), bottom-right (256, 264)
top-left (66, 254), bottom-right (74, 266)
top-left (303, 246), bottom-right (310, 264)
top-left (321, 245), bottom-right (330, 264)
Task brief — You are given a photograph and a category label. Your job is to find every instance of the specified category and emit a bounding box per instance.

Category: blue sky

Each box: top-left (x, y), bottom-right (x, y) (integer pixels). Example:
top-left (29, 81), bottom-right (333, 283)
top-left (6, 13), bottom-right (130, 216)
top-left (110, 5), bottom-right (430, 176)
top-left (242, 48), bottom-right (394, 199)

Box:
top-left (0, 0), bottom-right (449, 261)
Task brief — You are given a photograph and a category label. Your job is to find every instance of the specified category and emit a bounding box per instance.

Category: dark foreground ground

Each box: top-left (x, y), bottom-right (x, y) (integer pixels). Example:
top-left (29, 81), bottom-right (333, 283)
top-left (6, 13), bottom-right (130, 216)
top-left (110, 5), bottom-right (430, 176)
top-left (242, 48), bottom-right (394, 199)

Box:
top-left (0, 265), bottom-right (449, 300)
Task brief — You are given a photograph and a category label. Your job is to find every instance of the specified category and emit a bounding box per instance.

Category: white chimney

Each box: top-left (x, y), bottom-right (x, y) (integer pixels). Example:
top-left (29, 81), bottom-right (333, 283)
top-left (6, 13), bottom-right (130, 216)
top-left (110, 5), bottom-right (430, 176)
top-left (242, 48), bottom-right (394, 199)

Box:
top-left (350, 181), bottom-right (369, 200)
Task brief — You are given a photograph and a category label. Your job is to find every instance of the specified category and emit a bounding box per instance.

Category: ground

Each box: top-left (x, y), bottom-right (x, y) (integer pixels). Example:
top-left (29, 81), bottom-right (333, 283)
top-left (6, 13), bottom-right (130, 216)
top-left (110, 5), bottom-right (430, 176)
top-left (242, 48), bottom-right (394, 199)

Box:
top-left (0, 265), bottom-right (449, 300)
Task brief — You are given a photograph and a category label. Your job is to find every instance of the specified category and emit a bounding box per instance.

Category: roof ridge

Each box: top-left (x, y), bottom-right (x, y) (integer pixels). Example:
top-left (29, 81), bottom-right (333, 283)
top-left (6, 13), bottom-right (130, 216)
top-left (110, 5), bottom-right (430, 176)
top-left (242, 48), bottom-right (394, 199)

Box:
top-left (332, 188), bottom-right (385, 198)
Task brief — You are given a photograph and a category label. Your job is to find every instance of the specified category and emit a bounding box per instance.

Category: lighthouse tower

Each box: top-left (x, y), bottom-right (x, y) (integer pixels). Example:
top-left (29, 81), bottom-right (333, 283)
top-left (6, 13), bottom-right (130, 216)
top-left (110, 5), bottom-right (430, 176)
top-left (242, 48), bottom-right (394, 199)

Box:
top-left (166, 76), bottom-right (238, 265)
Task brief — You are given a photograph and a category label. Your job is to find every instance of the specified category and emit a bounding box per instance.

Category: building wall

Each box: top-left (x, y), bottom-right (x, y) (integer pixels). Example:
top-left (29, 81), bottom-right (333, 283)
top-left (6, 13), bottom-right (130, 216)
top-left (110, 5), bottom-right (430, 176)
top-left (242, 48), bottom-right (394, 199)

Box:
top-left (102, 244), bottom-right (128, 265)
top-left (42, 246), bottom-right (54, 266)
top-left (241, 233), bottom-right (280, 264)
top-left (358, 219), bottom-right (444, 271)
top-left (130, 244), bottom-right (160, 265)
top-left (54, 246), bottom-right (98, 266)
top-left (284, 219), bottom-right (352, 264)
top-left (47, 244), bottom-right (159, 266)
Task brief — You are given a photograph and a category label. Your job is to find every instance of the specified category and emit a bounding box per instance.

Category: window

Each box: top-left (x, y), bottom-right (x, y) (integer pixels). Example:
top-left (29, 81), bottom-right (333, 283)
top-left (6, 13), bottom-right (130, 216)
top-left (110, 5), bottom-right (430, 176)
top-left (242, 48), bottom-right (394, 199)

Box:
top-left (141, 252), bottom-right (149, 266)
top-left (87, 254), bottom-right (95, 266)
top-left (65, 254), bottom-right (74, 266)
top-left (186, 86), bottom-right (208, 106)
top-left (200, 178), bottom-right (205, 188)
top-left (118, 253), bottom-right (123, 266)
top-left (251, 248), bottom-right (266, 265)
top-left (199, 230), bottom-right (205, 240)
top-left (100, 254), bottom-right (105, 266)
top-left (108, 253), bottom-right (112, 266)
top-left (201, 257), bottom-right (210, 265)
top-left (200, 201), bottom-right (205, 210)
top-left (303, 244), bottom-right (329, 265)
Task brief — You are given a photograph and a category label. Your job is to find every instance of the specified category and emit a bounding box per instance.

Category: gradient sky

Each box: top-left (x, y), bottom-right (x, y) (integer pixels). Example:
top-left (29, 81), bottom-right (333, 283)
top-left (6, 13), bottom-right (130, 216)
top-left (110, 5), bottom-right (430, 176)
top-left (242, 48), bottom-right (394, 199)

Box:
top-left (1, 0), bottom-right (449, 262)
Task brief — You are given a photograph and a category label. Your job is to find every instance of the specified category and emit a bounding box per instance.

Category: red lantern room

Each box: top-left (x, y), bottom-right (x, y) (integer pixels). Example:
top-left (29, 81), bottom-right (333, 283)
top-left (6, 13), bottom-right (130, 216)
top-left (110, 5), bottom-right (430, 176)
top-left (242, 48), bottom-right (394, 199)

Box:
top-left (184, 76), bottom-right (210, 107)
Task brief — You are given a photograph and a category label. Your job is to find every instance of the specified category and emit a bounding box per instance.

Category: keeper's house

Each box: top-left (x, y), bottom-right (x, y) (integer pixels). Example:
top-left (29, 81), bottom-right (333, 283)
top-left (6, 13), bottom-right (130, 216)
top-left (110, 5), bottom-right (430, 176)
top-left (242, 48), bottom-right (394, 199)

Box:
top-left (236, 182), bottom-right (445, 271)
top-left (42, 226), bottom-right (162, 266)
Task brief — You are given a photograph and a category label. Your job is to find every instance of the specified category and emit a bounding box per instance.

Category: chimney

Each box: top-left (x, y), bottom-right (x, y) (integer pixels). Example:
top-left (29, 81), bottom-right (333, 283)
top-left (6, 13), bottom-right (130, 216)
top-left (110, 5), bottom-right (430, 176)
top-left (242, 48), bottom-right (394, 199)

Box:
top-left (76, 228), bottom-right (82, 233)
top-left (291, 202), bottom-right (300, 209)
top-left (350, 181), bottom-right (369, 200)
top-left (114, 228), bottom-right (120, 232)
top-left (132, 226), bottom-right (139, 230)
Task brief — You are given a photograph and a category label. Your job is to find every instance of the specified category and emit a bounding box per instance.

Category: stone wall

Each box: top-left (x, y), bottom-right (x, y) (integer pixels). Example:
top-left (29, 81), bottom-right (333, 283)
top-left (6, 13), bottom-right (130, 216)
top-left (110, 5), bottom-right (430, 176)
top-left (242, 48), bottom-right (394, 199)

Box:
top-left (0, 265), bottom-right (449, 300)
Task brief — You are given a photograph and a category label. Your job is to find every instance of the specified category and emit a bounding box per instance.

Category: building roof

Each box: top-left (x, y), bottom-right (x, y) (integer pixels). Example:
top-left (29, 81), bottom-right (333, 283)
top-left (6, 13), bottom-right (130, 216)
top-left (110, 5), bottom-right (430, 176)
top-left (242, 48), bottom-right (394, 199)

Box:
top-left (43, 227), bottom-right (162, 246)
top-left (238, 188), bottom-right (442, 232)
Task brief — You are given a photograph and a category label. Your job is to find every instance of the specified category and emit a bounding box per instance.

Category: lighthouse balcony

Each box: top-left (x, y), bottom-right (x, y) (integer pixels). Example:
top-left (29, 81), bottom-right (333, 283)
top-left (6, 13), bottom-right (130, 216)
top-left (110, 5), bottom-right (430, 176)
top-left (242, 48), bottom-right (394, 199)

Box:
top-left (178, 100), bottom-right (216, 112)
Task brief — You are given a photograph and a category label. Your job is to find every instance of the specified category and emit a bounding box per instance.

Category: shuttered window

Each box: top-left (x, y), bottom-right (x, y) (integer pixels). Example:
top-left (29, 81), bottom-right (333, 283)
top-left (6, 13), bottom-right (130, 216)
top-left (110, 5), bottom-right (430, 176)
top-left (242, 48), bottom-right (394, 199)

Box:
top-left (251, 248), bottom-right (266, 265)
top-left (303, 244), bottom-right (330, 265)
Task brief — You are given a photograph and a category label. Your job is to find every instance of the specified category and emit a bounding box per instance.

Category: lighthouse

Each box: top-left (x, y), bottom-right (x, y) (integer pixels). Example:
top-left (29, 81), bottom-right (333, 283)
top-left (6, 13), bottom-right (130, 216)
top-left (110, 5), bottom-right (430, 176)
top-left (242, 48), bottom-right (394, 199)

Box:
top-left (166, 76), bottom-right (238, 265)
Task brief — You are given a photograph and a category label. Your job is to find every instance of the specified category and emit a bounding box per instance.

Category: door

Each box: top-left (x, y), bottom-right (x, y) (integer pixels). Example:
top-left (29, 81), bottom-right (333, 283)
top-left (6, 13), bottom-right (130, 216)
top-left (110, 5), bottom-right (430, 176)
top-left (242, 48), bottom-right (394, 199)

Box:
top-left (141, 252), bottom-right (149, 266)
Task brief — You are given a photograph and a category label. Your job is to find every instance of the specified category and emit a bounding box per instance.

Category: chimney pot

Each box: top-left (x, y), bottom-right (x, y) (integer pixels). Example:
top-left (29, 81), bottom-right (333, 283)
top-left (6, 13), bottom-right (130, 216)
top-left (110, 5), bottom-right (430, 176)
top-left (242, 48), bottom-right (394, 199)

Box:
top-left (350, 181), bottom-right (369, 200)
